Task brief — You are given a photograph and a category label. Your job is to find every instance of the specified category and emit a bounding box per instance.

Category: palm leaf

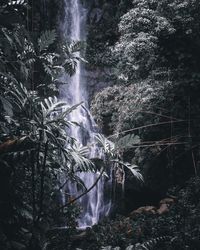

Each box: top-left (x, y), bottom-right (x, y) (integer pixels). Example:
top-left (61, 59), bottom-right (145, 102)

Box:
top-left (111, 159), bottom-right (144, 182)
top-left (95, 133), bottom-right (115, 156)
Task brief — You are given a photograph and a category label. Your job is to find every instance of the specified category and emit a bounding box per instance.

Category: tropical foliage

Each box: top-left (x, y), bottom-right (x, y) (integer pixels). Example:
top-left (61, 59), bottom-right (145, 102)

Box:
top-left (91, 0), bottom-right (200, 193)
top-left (61, 177), bottom-right (200, 250)
top-left (0, 2), bottom-right (95, 249)
top-left (1, 0), bottom-right (200, 250)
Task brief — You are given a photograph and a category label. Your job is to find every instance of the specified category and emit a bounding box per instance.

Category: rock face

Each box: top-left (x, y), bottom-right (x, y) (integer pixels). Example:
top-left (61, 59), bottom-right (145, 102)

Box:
top-left (85, 68), bottom-right (114, 105)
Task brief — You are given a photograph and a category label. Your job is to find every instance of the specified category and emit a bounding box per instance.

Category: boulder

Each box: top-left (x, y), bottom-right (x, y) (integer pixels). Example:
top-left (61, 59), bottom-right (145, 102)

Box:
top-left (129, 206), bottom-right (157, 217)
top-left (157, 196), bottom-right (176, 215)
top-left (157, 203), bottom-right (169, 215)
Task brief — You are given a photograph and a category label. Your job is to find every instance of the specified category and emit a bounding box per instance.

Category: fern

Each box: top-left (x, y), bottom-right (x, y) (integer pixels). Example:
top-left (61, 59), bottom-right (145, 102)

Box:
top-left (8, 0), bottom-right (27, 6)
top-left (38, 30), bottom-right (57, 52)
top-left (134, 236), bottom-right (171, 250)
top-left (63, 57), bottom-right (78, 76)
top-left (100, 236), bottom-right (171, 250)
top-left (64, 41), bottom-right (83, 55)
top-left (68, 41), bottom-right (83, 53)
top-left (61, 41), bottom-right (87, 76)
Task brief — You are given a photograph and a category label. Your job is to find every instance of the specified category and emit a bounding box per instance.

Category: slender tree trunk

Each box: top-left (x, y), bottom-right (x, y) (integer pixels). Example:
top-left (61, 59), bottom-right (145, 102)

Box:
top-left (31, 151), bottom-right (36, 224)
top-left (58, 166), bottom-right (105, 210)
top-left (38, 141), bottom-right (48, 220)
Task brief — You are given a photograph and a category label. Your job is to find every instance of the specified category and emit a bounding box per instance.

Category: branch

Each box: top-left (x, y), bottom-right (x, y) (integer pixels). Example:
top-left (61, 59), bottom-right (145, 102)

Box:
top-left (108, 120), bottom-right (187, 139)
top-left (58, 167), bottom-right (105, 210)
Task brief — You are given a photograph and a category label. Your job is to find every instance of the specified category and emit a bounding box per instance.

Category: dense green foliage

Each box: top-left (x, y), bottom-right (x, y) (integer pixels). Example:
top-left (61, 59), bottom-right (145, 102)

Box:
top-left (0, 2), bottom-right (144, 250)
top-left (1, 0), bottom-right (200, 249)
top-left (46, 177), bottom-right (200, 250)
top-left (85, 0), bottom-right (132, 68)
top-left (0, 1), bottom-right (94, 249)
top-left (91, 0), bottom-right (200, 194)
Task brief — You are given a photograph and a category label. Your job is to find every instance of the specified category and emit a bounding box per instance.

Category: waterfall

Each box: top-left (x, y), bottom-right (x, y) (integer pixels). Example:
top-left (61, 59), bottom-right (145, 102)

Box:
top-left (59, 0), bottom-right (112, 228)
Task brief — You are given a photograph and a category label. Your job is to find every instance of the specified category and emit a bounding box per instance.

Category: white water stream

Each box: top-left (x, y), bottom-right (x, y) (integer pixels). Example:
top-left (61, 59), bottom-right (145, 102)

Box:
top-left (59, 0), bottom-right (111, 228)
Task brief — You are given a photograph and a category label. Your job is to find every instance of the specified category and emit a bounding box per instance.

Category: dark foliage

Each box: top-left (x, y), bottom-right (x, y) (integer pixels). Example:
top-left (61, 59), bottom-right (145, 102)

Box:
top-left (91, 0), bottom-right (200, 202)
top-left (68, 177), bottom-right (200, 250)
top-left (0, 1), bottom-right (92, 250)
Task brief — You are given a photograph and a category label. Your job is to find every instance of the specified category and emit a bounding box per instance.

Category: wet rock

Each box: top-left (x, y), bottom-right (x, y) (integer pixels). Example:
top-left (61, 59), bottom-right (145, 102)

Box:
top-left (157, 203), bottom-right (169, 215)
top-left (129, 206), bottom-right (157, 217)
top-left (159, 197), bottom-right (176, 205)
top-left (157, 196), bottom-right (176, 215)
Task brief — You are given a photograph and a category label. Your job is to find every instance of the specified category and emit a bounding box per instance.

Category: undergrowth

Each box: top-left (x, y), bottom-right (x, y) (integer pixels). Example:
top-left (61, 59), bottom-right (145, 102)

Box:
top-left (47, 176), bottom-right (200, 250)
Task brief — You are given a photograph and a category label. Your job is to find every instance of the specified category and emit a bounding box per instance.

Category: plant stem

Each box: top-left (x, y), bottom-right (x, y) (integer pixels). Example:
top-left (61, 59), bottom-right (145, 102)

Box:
top-left (59, 167), bottom-right (105, 210)
top-left (37, 141), bottom-right (48, 220)
top-left (31, 151), bottom-right (36, 224)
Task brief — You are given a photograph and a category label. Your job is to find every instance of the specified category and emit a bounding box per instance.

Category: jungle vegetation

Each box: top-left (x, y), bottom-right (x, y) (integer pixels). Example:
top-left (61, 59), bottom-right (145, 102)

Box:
top-left (1, 0), bottom-right (200, 250)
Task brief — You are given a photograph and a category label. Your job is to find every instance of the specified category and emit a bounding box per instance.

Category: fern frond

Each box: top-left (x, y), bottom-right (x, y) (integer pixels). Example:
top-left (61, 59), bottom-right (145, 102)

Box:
top-left (69, 41), bottom-right (83, 53)
top-left (38, 30), bottom-right (57, 52)
top-left (63, 58), bottom-right (77, 76)
top-left (134, 236), bottom-right (171, 250)
top-left (8, 0), bottom-right (27, 6)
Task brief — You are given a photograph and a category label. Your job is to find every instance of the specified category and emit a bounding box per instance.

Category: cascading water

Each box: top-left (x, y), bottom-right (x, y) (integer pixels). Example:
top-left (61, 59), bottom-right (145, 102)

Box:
top-left (59, 0), bottom-right (112, 228)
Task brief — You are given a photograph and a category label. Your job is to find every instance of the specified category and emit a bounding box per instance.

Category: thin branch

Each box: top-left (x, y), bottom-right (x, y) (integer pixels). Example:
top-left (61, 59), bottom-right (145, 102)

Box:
top-left (31, 151), bottom-right (36, 224)
top-left (191, 150), bottom-right (197, 176)
top-left (125, 142), bottom-right (188, 149)
top-left (58, 167), bottom-right (105, 210)
top-left (37, 141), bottom-right (48, 220)
top-left (108, 120), bottom-right (187, 139)
top-left (134, 109), bottom-right (182, 121)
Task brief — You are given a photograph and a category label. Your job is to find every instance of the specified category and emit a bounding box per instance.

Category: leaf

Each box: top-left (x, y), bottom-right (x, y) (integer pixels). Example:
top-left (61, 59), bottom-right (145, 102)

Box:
top-left (62, 102), bottom-right (83, 118)
top-left (0, 96), bottom-right (13, 117)
top-left (46, 100), bottom-right (68, 116)
top-left (69, 41), bottom-right (83, 53)
top-left (111, 159), bottom-right (144, 182)
top-left (20, 208), bottom-right (33, 221)
top-left (101, 247), bottom-right (112, 250)
top-left (116, 134), bottom-right (141, 149)
top-left (10, 241), bottom-right (26, 250)
top-left (8, 0), bottom-right (27, 7)
top-left (63, 58), bottom-right (77, 76)
top-left (38, 30), bottom-right (57, 52)
top-left (69, 145), bottom-right (95, 172)
top-left (95, 133), bottom-right (115, 156)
